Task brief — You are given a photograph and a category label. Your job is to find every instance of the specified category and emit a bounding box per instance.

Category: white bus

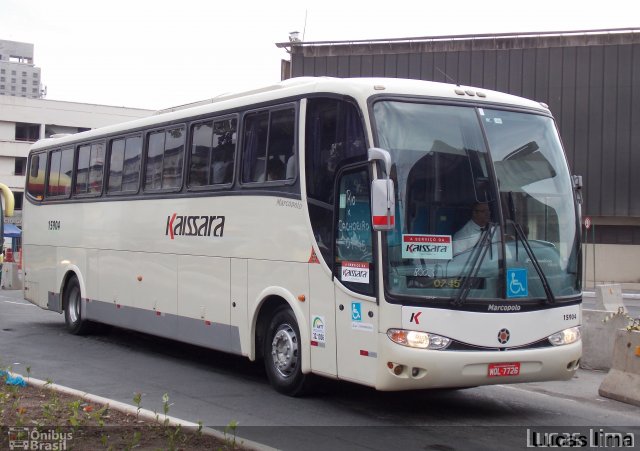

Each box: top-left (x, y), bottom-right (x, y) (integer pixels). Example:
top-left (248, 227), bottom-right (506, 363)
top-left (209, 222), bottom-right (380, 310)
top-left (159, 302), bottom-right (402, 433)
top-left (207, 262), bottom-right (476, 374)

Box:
top-left (23, 77), bottom-right (582, 395)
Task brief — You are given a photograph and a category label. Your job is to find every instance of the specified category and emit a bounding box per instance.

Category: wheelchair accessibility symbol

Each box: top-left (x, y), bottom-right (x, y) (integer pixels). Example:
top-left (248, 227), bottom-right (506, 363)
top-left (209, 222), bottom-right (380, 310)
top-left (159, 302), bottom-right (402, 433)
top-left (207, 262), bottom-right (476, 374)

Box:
top-left (506, 268), bottom-right (528, 298)
top-left (351, 302), bottom-right (362, 321)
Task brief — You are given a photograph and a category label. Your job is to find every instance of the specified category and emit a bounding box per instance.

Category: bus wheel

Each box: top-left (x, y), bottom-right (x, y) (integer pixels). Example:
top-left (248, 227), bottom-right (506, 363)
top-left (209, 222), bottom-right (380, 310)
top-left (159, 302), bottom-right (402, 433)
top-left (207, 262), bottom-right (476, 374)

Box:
top-left (264, 307), bottom-right (311, 396)
top-left (64, 278), bottom-right (91, 335)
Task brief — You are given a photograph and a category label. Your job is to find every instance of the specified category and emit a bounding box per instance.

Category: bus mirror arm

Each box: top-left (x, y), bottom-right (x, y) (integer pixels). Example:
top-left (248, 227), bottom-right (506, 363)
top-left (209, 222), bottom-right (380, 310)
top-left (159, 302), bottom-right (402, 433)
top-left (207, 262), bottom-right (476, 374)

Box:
top-left (572, 175), bottom-right (583, 204)
top-left (368, 148), bottom-right (392, 177)
top-left (368, 148), bottom-right (396, 231)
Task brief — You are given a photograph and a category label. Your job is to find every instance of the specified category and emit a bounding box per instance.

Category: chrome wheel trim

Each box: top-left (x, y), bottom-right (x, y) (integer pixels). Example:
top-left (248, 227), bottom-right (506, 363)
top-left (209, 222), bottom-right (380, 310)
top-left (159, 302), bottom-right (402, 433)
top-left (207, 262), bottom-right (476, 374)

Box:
top-left (270, 323), bottom-right (299, 378)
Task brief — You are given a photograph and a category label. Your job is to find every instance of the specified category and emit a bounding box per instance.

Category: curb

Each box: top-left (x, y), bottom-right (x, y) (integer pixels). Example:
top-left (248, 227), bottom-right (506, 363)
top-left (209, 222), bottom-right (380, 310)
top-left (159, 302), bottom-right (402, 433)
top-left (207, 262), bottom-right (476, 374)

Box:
top-left (8, 372), bottom-right (276, 451)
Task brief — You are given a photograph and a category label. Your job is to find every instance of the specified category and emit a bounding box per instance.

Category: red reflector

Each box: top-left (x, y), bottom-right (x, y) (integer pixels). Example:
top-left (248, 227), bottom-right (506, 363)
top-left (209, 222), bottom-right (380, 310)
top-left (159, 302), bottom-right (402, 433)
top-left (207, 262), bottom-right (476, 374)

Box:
top-left (311, 341), bottom-right (318, 347)
top-left (360, 350), bottom-right (369, 356)
top-left (116, 304), bottom-right (121, 309)
top-left (205, 320), bottom-right (211, 326)
top-left (156, 311), bottom-right (161, 316)
top-left (372, 216), bottom-right (395, 226)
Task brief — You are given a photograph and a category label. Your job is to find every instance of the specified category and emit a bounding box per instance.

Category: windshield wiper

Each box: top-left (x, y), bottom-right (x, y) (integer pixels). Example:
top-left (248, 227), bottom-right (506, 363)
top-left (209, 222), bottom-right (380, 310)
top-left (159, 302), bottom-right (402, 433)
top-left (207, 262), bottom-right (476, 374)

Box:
top-left (509, 219), bottom-right (556, 304)
top-left (452, 223), bottom-right (497, 307)
top-left (506, 191), bottom-right (555, 304)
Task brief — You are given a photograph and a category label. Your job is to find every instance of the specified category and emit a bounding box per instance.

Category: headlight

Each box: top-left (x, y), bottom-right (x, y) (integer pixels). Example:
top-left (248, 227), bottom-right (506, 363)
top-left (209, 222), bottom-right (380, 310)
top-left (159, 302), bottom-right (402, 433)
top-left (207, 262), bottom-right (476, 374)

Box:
top-left (387, 329), bottom-right (451, 350)
top-left (548, 326), bottom-right (581, 346)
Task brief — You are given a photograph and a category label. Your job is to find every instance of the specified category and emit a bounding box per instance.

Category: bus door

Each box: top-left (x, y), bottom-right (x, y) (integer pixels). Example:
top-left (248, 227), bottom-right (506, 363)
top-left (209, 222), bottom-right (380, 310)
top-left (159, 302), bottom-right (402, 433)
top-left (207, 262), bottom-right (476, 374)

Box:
top-left (333, 165), bottom-right (378, 385)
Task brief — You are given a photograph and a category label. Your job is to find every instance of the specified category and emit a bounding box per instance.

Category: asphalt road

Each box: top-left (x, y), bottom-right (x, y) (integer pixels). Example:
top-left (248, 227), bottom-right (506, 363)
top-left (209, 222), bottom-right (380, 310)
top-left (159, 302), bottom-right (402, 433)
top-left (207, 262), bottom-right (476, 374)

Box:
top-left (1, 290), bottom-right (639, 450)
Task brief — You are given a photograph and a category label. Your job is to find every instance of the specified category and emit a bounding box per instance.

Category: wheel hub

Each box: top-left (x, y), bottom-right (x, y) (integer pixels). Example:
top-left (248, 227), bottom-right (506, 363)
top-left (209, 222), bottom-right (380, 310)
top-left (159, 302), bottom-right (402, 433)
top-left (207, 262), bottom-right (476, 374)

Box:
top-left (271, 324), bottom-right (298, 378)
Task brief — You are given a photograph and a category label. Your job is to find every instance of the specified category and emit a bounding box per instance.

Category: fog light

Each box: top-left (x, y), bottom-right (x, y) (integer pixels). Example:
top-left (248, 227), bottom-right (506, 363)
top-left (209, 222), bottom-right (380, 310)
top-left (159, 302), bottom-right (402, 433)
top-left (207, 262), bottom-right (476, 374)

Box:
top-left (393, 364), bottom-right (404, 375)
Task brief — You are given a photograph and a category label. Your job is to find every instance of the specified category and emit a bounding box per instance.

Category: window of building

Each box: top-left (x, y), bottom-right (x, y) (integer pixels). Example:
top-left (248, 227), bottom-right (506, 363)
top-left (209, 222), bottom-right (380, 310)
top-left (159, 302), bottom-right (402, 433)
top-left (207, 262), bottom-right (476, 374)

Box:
top-left (242, 106), bottom-right (295, 183)
top-left (13, 192), bottom-right (23, 210)
top-left (144, 126), bottom-right (185, 191)
top-left (188, 117), bottom-right (236, 187)
top-left (15, 123), bottom-right (40, 142)
top-left (75, 142), bottom-right (105, 196)
top-left (14, 158), bottom-right (27, 176)
top-left (108, 135), bottom-right (142, 193)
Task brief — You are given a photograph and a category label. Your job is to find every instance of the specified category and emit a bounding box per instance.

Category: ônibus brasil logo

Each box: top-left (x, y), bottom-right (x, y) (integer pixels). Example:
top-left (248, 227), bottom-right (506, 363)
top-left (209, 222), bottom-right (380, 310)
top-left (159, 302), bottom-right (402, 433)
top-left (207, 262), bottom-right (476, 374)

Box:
top-left (165, 214), bottom-right (225, 240)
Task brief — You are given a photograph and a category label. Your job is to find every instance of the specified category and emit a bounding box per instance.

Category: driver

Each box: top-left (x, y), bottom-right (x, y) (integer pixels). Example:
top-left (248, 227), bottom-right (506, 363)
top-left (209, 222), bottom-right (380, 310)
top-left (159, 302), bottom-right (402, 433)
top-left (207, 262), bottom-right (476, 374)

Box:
top-left (453, 202), bottom-right (491, 254)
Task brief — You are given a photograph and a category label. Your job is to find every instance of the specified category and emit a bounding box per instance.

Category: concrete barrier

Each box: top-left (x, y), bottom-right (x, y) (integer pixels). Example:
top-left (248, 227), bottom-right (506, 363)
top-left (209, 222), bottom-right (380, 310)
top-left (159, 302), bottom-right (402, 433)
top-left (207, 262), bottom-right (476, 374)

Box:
top-left (599, 330), bottom-right (640, 407)
top-left (581, 310), bottom-right (628, 370)
top-left (595, 283), bottom-right (625, 312)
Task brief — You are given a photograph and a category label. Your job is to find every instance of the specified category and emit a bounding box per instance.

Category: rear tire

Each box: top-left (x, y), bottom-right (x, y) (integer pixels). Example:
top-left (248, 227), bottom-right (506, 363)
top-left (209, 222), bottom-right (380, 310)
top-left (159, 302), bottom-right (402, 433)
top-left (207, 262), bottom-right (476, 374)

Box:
top-left (64, 277), bottom-right (92, 335)
top-left (263, 306), bottom-right (312, 396)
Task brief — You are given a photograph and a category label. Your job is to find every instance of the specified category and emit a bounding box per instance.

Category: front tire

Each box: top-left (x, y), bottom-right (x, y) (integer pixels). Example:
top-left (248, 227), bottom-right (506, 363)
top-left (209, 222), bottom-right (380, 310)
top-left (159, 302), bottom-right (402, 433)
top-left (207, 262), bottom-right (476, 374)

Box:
top-left (263, 306), bottom-right (311, 396)
top-left (64, 278), bottom-right (92, 335)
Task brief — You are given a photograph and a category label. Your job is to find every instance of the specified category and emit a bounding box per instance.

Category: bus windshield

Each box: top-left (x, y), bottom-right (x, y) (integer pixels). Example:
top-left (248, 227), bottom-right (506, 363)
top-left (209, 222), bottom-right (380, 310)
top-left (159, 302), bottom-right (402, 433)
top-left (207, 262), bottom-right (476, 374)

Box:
top-left (373, 101), bottom-right (580, 303)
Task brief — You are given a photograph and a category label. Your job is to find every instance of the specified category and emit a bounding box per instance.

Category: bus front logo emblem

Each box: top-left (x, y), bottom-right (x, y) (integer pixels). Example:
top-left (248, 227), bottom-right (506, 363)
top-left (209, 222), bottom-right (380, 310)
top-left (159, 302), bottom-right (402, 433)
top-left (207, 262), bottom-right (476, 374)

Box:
top-left (497, 328), bottom-right (510, 344)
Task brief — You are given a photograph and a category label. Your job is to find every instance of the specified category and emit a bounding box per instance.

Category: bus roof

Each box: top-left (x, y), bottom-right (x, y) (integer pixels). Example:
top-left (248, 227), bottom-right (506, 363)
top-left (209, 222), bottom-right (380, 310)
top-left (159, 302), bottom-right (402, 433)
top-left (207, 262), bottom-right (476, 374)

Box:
top-left (29, 77), bottom-right (548, 152)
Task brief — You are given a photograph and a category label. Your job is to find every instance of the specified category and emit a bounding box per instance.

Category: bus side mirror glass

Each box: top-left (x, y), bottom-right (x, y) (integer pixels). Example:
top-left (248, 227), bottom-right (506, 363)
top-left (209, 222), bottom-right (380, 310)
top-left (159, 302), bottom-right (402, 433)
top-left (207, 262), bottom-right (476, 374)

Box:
top-left (371, 179), bottom-right (395, 231)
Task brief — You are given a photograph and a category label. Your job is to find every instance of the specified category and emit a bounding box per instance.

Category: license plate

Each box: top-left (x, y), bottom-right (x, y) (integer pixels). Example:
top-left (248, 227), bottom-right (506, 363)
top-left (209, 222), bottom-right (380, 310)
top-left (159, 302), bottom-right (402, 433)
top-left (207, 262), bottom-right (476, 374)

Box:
top-left (488, 362), bottom-right (521, 377)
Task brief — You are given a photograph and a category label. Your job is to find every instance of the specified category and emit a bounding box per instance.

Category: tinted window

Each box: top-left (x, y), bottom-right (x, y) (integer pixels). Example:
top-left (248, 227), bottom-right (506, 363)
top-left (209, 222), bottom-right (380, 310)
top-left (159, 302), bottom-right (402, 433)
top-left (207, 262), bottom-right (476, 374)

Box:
top-left (108, 135), bottom-right (142, 193)
top-left (188, 117), bottom-right (237, 187)
top-left (47, 147), bottom-right (73, 198)
top-left (305, 98), bottom-right (367, 264)
top-left (242, 107), bottom-right (295, 183)
top-left (75, 142), bottom-right (105, 196)
top-left (144, 127), bottom-right (185, 191)
top-left (27, 153), bottom-right (47, 199)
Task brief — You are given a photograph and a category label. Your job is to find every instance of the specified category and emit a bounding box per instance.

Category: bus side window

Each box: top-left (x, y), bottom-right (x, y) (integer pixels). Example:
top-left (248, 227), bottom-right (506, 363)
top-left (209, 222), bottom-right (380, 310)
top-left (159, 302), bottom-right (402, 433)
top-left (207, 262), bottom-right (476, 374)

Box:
top-left (145, 127), bottom-right (185, 191)
top-left (74, 142), bottom-right (105, 196)
top-left (189, 117), bottom-right (236, 187)
top-left (242, 107), bottom-right (295, 184)
top-left (27, 153), bottom-right (47, 200)
top-left (46, 147), bottom-right (73, 198)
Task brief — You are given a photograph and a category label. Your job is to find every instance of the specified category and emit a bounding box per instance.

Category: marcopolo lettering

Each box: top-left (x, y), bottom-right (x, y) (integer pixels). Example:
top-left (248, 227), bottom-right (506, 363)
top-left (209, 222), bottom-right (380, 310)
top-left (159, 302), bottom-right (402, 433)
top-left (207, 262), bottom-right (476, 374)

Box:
top-left (165, 213), bottom-right (225, 240)
top-left (488, 304), bottom-right (521, 312)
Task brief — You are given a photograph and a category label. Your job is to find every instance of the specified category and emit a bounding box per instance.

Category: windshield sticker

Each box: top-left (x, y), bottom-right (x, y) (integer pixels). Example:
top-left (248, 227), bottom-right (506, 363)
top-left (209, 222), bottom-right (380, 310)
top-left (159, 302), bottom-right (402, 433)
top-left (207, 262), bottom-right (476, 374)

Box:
top-left (402, 235), bottom-right (452, 260)
top-left (341, 261), bottom-right (369, 284)
top-left (507, 268), bottom-right (528, 298)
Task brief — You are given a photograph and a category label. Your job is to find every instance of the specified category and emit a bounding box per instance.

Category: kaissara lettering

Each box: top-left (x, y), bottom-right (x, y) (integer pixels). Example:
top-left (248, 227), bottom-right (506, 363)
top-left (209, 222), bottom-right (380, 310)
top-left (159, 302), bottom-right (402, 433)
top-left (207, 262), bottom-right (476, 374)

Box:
top-left (165, 214), bottom-right (225, 240)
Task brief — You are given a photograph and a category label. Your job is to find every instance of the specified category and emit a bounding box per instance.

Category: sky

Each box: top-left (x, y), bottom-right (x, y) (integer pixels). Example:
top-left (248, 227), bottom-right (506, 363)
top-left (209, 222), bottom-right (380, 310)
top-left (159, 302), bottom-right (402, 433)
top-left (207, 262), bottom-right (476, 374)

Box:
top-left (1, 0), bottom-right (637, 110)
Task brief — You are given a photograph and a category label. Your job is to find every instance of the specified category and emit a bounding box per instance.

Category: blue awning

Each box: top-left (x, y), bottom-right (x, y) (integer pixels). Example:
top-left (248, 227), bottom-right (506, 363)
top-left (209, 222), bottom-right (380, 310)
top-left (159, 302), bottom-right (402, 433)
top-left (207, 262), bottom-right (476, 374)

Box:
top-left (3, 224), bottom-right (21, 238)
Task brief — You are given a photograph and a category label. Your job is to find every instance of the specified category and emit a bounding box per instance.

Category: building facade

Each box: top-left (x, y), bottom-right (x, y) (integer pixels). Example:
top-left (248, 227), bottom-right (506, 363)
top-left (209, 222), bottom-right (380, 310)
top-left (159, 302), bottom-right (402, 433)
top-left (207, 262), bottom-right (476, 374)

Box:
top-left (0, 95), bottom-right (153, 225)
top-left (0, 39), bottom-right (42, 99)
top-left (278, 28), bottom-right (640, 286)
